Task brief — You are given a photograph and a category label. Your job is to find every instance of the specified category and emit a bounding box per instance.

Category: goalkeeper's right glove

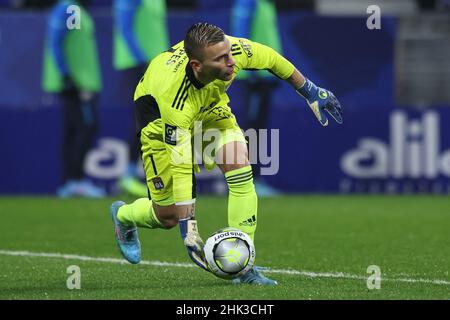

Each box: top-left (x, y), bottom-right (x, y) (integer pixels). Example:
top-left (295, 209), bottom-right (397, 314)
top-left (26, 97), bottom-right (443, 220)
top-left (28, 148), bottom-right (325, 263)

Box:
top-left (179, 217), bottom-right (209, 272)
top-left (296, 78), bottom-right (343, 126)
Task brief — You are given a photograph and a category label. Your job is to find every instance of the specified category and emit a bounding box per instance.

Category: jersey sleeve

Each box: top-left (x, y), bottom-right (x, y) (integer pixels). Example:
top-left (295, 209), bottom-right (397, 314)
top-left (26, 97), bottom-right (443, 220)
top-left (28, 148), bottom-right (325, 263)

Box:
top-left (48, 4), bottom-right (70, 76)
top-left (233, 37), bottom-right (295, 80)
top-left (159, 92), bottom-right (196, 205)
top-left (114, 0), bottom-right (147, 63)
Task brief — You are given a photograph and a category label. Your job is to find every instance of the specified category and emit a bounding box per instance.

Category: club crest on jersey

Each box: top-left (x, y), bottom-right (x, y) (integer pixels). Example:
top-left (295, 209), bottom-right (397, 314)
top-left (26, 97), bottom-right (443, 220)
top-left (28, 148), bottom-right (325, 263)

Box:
top-left (165, 124), bottom-right (177, 145)
top-left (152, 177), bottom-right (164, 190)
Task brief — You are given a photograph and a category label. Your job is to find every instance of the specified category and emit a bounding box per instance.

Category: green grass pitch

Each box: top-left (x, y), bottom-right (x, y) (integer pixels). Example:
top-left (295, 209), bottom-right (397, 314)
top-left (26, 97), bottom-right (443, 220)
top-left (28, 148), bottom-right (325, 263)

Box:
top-left (0, 195), bottom-right (449, 300)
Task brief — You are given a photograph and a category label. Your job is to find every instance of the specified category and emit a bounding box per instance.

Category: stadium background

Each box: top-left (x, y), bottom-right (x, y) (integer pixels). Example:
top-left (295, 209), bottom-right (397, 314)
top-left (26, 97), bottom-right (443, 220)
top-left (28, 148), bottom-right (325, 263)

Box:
top-left (1, 0), bottom-right (450, 195)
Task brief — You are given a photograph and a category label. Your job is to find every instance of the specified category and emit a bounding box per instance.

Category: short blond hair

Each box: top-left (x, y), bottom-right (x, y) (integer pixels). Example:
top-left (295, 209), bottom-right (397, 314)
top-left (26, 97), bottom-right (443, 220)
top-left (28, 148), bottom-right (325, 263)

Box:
top-left (184, 22), bottom-right (225, 61)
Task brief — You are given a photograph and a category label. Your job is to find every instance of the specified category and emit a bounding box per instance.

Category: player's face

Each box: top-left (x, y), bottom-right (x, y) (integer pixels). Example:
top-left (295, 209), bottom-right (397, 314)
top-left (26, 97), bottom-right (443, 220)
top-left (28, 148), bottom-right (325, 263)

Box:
top-left (199, 37), bottom-right (235, 81)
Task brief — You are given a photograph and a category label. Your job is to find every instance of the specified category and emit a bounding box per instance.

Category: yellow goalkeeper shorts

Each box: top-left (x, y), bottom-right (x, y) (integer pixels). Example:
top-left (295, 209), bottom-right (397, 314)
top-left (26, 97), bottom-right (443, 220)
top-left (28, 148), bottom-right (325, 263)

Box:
top-left (140, 118), bottom-right (246, 206)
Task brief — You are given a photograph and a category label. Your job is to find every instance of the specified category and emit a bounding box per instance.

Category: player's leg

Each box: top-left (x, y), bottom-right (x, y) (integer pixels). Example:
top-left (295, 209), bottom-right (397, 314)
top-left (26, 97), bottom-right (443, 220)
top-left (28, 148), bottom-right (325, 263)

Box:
top-left (202, 115), bottom-right (258, 240)
top-left (112, 198), bottom-right (195, 265)
top-left (112, 198), bottom-right (194, 263)
top-left (215, 130), bottom-right (277, 285)
top-left (116, 199), bottom-right (193, 230)
top-left (73, 92), bottom-right (105, 197)
top-left (57, 90), bottom-right (79, 197)
top-left (117, 140), bottom-right (197, 230)
top-left (245, 79), bottom-right (280, 196)
top-left (73, 92), bottom-right (98, 177)
top-left (125, 139), bottom-right (206, 269)
top-left (58, 91), bottom-right (104, 197)
top-left (60, 90), bottom-right (77, 187)
top-left (216, 138), bottom-right (257, 242)
top-left (111, 133), bottom-right (164, 263)
top-left (118, 133), bottom-right (194, 228)
top-left (111, 133), bottom-right (197, 263)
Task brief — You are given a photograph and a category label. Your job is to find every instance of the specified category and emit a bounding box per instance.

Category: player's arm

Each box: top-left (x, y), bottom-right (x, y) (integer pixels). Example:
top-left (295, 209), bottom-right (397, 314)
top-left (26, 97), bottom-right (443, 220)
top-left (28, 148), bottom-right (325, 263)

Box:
top-left (231, 0), bottom-right (256, 37)
top-left (235, 37), bottom-right (343, 126)
top-left (178, 206), bottom-right (209, 271)
top-left (289, 68), bottom-right (343, 126)
top-left (114, 0), bottom-right (147, 63)
top-left (48, 4), bottom-right (69, 76)
top-left (160, 102), bottom-right (209, 271)
top-left (48, 3), bottom-right (76, 92)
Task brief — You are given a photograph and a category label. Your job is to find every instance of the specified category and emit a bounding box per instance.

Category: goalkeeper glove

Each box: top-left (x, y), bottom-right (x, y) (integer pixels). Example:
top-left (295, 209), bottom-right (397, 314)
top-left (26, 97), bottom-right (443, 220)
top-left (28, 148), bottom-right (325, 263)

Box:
top-left (296, 78), bottom-right (343, 126)
top-left (179, 217), bottom-right (209, 272)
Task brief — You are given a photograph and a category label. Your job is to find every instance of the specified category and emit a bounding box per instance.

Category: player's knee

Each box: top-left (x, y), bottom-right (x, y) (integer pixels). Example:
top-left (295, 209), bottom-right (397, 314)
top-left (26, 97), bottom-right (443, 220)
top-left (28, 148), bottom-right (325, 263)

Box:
top-left (154, 210), bottom-right (178, 229)
top-left (220, 162), bottom-right (250, 174)
top-left (216, 141), bottom-right (250, 173)
top-left (160, 216), bottom-right (178, 229)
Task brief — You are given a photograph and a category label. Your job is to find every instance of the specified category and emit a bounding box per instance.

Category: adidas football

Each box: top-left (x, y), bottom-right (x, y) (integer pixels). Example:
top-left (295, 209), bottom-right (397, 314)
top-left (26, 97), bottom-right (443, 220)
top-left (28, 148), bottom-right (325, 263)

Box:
top-left (203, 227), bottom-right (255, 280)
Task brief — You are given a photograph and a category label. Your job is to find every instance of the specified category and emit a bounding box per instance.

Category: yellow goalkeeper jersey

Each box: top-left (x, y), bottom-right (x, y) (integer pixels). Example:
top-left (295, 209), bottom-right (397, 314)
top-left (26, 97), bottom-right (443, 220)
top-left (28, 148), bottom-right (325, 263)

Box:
top-left (134, 35), bottom-right (295, 204)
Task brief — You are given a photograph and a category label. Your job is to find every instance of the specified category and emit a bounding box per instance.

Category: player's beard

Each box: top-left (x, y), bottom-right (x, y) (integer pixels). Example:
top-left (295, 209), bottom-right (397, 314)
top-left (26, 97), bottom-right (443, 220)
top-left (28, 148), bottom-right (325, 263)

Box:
top-left (202, 65), bottom-right (233, 83)
top-left (218, 68), bottom-right (234, 81)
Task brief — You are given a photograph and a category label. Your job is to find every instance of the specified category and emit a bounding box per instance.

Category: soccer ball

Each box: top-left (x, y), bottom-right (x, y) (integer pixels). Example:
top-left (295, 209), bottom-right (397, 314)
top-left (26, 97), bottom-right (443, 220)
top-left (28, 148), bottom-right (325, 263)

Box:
top-left (203, 227), bottom-right (255, 280)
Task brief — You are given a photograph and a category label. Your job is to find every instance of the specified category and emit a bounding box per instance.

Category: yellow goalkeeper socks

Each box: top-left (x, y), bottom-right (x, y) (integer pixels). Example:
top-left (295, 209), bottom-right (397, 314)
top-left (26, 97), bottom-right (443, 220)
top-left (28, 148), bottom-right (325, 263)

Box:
top-left (117, 198), bottom-right (163, 229)
top-left (225, 166), bottom-right (257, 242)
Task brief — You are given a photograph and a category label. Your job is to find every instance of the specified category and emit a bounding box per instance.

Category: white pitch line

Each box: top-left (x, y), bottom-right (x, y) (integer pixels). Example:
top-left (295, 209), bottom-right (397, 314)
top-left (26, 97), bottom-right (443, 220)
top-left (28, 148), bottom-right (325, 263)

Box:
top-left (0, 249), bottom-right (448, 286)
top-left (263, 268), bottom-right (450, 286)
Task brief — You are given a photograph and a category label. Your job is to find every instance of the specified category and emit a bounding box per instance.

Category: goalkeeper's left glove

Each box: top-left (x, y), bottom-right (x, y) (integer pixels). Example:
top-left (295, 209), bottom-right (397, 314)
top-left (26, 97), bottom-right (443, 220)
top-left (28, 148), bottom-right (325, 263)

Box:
top-left (296, 78), bottom-right (343, 126)
top-left (179, 217), bottom-right (209, 272)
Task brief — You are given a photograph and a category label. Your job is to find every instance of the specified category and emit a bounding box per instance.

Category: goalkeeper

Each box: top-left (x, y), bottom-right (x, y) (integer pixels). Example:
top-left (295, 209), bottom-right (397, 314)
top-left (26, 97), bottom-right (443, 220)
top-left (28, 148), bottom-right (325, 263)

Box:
top-left (110, 22), bottom-right (342, 285)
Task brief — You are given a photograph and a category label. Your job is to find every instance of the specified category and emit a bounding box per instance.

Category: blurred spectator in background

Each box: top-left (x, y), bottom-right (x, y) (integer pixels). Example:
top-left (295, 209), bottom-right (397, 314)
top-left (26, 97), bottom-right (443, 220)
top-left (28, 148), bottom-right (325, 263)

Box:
top-left (231, 0), bottom-right (283, 197)
top-left (113, 0), bottom-right (169, 197)
top-left (417, 0), bottom-right (437, 10)
top-left (437, 0), bottom-right (450, 10)
top-left (8, 0), bottom-right (56, 9)
top-left (42, 0), bottom-right (105, 198)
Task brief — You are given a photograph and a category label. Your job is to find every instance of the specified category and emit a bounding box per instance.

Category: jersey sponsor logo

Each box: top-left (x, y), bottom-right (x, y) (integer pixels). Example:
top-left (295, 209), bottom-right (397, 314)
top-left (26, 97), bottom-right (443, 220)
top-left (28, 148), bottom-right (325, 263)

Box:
top-left (152, 177), bottom-right (165, 190)
top-left (165, 124), bottom-right (177, 145)
top-left (238, 39), bottom-right (253, 58)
